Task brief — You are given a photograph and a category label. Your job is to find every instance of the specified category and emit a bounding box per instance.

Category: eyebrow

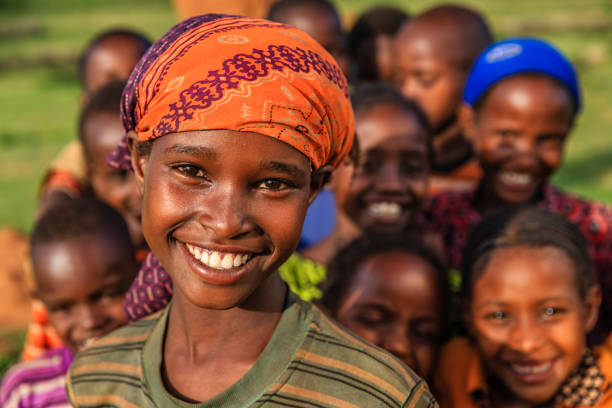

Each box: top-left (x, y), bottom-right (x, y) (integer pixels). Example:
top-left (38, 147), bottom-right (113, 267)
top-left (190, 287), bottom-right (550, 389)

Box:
top-left (259, 161), bottom-right (307, 179)
top-left (163, 144), bottom-right (217, 159)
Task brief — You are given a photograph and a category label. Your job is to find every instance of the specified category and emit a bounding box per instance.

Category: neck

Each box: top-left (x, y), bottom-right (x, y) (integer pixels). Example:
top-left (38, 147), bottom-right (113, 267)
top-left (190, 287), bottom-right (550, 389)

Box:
top-left (166, 273), bottom-right (286, 365)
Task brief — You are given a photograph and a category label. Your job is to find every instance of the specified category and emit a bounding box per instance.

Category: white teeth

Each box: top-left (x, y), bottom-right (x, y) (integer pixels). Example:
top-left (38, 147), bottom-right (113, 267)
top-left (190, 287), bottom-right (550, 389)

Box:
top-left (501, 171), bottom-right (533, 186)
top-left (368, 202), bottom-right (402, 218)
top-left (185, 243), bottom-right (251, 270)
top-left (209, 251), bottom-right (222, 268)
top-left (510, 362), bottom-right (552, 375)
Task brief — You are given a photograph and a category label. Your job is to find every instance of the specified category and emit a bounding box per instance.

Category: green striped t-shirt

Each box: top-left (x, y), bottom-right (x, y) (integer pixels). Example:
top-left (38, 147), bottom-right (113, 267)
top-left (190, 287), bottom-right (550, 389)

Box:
top-left (67, 292), bottom-right (437, 407)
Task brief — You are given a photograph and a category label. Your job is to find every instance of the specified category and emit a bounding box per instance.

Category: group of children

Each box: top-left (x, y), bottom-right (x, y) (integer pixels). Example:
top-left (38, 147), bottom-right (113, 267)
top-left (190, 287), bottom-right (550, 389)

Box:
top-left (2, 1), bottom-right (612, 407)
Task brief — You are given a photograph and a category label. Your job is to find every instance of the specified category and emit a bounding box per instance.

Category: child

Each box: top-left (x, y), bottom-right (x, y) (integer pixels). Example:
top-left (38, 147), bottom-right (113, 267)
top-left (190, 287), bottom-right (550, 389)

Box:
top-left (266, 0), bottom-right (350, 77)
top-left (394, 4), bottom-right (492, 193)
top-left (425, 37), bottom-right (612, 343)
top-left (78, 81), bottom-right (146, 253)
top-left (1, 198), bottom-right (137, 408)
top-left (435, 207), bottom-right (612, 407)
top-left (301, 82), bottom-right (433, 265)
top-left (321, 233), bottom-right (448, 383)
top-left (348, 6), bottom-right (409, 83)
top-left (39, 29), bottom-right (151, 210)
top-left (67, 15), bottom-right (436, 407)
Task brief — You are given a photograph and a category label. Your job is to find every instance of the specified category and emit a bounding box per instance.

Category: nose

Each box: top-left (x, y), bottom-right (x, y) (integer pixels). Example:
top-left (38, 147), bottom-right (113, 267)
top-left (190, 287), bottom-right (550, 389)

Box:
top-left (75, 302), bottom-right (104, 331)
top-left (401, 79), bottom-right (420, 101)
top-left (508, 315), bottom-right (543, 354)
top-left (382, 325), bottom-right (411, 361)
top-left (197, 183), bottom-right (251, 239)
top-left (376, 161), bottom-right (404, 193)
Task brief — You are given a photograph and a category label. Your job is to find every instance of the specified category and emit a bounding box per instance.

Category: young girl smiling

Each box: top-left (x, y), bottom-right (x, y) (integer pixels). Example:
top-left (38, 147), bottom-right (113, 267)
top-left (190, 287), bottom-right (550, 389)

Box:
top-left (67, 14), bottom-right (435, 407)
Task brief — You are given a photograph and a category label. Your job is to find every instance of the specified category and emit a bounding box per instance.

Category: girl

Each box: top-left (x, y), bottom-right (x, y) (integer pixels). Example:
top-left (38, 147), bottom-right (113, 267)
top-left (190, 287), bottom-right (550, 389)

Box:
top-left (67, 15), bottom-right (435, 407)
top-left (321, 233), bottom-right (448, 383)
top-left (436, 207), bottom-right (611, 407)
top-left (425, 37), bottom-right (612, 343)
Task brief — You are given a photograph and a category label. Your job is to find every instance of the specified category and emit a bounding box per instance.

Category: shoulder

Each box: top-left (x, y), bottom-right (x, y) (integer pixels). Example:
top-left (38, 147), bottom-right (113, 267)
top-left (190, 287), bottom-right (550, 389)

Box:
top-left (291, 305), bottom-right (437, 407)
top-left (1, 347), bottom-right (71, 407)
top-left (67, 311), bottom-right (162, 407)
top-left (544, 185), bottom-right (612, 244)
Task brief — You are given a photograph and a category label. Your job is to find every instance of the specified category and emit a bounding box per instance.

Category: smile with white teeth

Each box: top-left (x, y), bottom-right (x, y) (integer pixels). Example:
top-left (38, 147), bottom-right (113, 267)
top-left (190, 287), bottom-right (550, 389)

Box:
top-left (510, 361), bottom-right (553, 376)
top-left (185, 243), bottom-right (251, 270)
top-left (500, 171), bottom-right (534, 186)
top-left (368, 202), bottom-right (402, 218)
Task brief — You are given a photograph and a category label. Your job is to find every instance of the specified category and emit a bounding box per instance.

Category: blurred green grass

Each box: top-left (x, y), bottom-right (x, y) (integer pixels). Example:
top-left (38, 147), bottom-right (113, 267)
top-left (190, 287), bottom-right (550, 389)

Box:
top-left (0, 0), bottom-right (611, 234)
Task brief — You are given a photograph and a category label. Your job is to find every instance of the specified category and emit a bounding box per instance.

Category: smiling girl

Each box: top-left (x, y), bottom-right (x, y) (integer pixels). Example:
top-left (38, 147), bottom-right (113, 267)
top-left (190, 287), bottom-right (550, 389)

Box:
top-left (435, 207), bottom-right (612, 408)
top-left (66, 14), bottom-right (435, 407)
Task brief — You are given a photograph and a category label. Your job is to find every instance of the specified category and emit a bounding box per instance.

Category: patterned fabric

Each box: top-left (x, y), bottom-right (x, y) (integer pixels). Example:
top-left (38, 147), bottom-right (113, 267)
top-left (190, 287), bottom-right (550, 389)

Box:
top-left (69, 292), bottom-right (437, 407)
top-left (423, 183), bottom-right (612, 343)
top-left (109, 14), bottom-right (354, 171)
top-left (1, 346), bottom-right (73, 408)
top-left (124, 252), bottom-right (325, 322)
top-left (557, 349), bottom-right (608, 406)
top-left (435, 337), bottom-right (612, 408)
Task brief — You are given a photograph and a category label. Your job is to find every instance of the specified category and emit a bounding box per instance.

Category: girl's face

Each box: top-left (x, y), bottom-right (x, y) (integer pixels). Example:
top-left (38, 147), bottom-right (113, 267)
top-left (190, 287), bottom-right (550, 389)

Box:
top-left (337, 104), bottom-right (429, 233)
top-left (335, 251), bottom-right (443, 380)
top-left (132, 130), bottom-right (321, 310)
top-left (467, 246), bottom-right (600, 405)
top-left (461, 74), bottom-right (574, 205)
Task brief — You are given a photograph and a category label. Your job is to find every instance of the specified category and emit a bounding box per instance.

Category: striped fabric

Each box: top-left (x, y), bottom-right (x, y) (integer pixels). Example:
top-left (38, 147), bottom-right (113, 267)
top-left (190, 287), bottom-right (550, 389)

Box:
top-left (68, 292), bottom-right (437, 407)
top-left (1, 346), bottom-right (73, 408)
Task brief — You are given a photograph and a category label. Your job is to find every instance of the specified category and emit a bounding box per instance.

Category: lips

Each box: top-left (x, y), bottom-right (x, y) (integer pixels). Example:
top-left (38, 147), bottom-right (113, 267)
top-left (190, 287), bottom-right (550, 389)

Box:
top-left (185, 243), bottom-right (252, 270)
top-left (506, 359), bottom-right (557, 383)
top-left (499, 171), bottom-right (534, 187)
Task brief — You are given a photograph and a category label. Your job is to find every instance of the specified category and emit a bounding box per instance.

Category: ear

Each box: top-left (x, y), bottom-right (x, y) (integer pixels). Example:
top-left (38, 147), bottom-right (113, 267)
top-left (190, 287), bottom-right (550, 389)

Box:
top-left (458, 103), bottom-right (477, 145)
top-left (584, 284), bottom-right (603, 332)
top-left (309, 164), bottom-right (333, 205)
top-left (126, 131), bottom-right (147, 195)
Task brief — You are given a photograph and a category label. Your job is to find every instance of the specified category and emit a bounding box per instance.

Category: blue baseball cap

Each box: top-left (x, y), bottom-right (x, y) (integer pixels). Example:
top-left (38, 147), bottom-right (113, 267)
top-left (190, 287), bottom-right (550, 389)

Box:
top-left (463, 37), bottom-right (581, 112)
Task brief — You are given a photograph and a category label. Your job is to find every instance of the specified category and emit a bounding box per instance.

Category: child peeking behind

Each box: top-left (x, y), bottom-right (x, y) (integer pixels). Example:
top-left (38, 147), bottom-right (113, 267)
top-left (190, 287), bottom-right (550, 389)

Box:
top-left (67, 15), bottom-right (436, 407)
top-left (1, 198), bottom-right (137, 408)
top-left (426, 37), bottom-right (612, 344)
top-left (435, 207), bottom-right (611, 408)
top-left (320, 233), bottom-right (448, 383)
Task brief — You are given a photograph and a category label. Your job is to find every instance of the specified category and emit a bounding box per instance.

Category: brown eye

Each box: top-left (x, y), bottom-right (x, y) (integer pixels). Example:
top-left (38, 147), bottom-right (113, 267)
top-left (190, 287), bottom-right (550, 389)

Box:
top-left (175, 165), bottom-right (205, 178)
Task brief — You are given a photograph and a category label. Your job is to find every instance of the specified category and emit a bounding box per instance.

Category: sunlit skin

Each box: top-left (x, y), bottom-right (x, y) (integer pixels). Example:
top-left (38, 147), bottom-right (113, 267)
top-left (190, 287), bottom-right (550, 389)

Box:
top-left (129, 129), bottom-right (328, 402)
top-left (335, 251), bottom-right (443, 381)
top-left (344, 103), bottom-right (429, 233)
top-left (467, 246), bottom-right (601, 407)
top-left (32, 233), bottom-right (137, 354)
top-left (460, 74), bottom-right (575, 214)
top-left (84, 36), bottom-right (146, 98)
top-left (83, 113), bottom-right (145, 250)
top-left (274, 4), bottom-right (350, 76)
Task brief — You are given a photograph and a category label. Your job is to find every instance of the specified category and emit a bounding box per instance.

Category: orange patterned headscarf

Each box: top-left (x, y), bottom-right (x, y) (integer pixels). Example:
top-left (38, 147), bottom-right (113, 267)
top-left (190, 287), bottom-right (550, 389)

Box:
top-left (115, 14), bottom-right (354, 170)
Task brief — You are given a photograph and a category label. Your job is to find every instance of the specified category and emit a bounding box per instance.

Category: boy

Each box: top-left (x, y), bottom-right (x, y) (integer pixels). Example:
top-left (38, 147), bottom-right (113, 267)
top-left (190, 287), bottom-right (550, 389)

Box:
top-left (1, 198), bottom-right (137, 407)
top-left (393, 4), bottom-right (492, 193)
top-left (68, 15), bottom-right (436, 407)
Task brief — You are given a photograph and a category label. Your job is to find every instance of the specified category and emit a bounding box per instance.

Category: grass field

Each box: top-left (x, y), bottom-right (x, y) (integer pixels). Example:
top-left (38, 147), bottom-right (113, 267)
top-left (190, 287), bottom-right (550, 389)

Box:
top-left (0, 0), bottom-right (611, 375)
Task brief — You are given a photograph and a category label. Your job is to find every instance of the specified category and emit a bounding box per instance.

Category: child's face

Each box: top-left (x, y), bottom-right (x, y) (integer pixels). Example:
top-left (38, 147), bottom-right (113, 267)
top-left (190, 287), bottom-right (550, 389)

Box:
top-left (468, 246), bottom-right (600, 405)
top-left (84, 37), bottom-right (143, 97)
top-left (33, 233), bottom-right (136, 353)
top-left (393, 27), bottom-right (465, 130)
top-left (462, 75), bottom-right (574, 205)
top-left (132, 130), bottom-right (320, 310)
top-left (335, 251), bottom-right (443, 380)
top-left (338, 104), bottom-right (428, 233)
top-left (84, 113), bottom-right (145, 250)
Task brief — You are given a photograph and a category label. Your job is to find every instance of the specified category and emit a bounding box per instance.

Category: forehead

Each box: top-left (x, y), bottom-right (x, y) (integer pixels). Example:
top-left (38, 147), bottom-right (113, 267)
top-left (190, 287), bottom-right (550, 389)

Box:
top-left (473, 246), bottom-right (579, 303)
top-left (352, 251), bottom-right (440, 298)
top-left (396, 22), bottom-right (458, 65)
top-left (479, 74), bottom-right (575, 117)
top-left (355, 104), bottom-right (427, 151)
top-left (83, 113), bottom-right (124, 154)
top-left (33, 233), bottom-right (130, 293)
